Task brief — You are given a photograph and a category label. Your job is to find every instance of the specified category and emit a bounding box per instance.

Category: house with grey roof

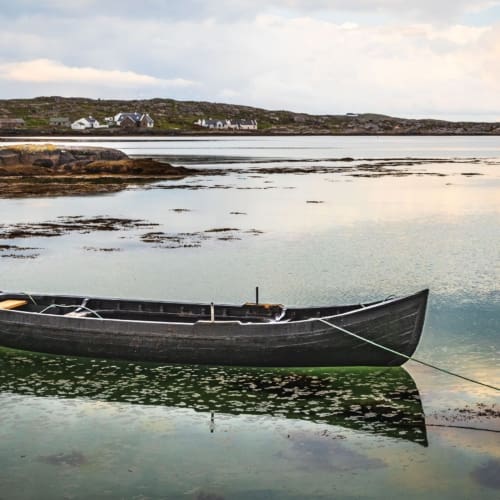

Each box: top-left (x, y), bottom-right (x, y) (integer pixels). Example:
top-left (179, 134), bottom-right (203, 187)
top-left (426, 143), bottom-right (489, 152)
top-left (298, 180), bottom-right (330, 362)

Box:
top-left (49, 117), bottom-right (70, 127)
top-left (230, 119), bottom-right (258, 130)
top-left (0, 118), bottom-right (26, 129)
top-left (114, 112), bottom-right (154, 128)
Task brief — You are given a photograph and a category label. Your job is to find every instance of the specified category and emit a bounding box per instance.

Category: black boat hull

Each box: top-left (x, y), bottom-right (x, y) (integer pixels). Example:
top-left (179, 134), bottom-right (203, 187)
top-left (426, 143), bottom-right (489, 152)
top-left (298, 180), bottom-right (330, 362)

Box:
top-left (0, 289), bottom-right (428, 367)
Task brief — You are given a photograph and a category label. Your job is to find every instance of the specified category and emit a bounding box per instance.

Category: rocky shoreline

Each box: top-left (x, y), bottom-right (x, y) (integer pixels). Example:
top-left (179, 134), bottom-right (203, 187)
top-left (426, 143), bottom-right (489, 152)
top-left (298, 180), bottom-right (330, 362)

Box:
top-left (0, 144), bottom-right (199, 197)
top-left (2, 127), bottom-right (500, 137)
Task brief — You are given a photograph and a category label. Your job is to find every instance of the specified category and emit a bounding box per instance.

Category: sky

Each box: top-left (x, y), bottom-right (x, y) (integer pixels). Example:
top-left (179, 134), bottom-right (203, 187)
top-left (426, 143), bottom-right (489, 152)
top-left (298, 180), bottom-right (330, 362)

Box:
top-left (1, 0), bottom-right (500, 121)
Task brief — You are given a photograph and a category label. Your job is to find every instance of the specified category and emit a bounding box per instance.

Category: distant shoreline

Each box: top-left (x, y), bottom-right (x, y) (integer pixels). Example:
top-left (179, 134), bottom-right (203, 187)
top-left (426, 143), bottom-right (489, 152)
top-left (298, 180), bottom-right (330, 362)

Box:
top-left (1, 96), bottom-right (499, 137)
top-left (1, 129), bottom-right (500, 138)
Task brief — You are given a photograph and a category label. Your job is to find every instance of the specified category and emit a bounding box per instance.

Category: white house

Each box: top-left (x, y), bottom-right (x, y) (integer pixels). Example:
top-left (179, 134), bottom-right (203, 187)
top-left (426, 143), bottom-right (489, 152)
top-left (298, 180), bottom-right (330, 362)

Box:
top-left (71, 116), bottom-right (101, 130)
top-left (195, 118), bottom-right (258, 130)
top-left (194, 118), bottom-right (230, 129)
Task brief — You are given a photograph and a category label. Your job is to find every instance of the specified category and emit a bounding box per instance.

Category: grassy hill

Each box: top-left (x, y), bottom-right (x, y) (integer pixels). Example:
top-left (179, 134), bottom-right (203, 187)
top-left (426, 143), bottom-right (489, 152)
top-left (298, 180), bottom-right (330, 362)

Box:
top-left (0, 96), bottom-right (499, 135)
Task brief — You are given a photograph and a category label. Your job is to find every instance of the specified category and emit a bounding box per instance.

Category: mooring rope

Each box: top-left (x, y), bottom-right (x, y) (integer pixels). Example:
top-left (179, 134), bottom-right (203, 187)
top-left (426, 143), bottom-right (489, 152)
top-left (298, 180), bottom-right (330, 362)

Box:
top-left (316, 317), bottom-right (500, 392)
top-left (427, 423), bottom-right (500, 433)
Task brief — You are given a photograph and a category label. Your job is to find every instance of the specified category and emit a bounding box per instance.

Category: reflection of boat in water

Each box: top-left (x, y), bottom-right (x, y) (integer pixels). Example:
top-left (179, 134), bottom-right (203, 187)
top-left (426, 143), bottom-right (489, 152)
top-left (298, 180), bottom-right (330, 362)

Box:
top-left (0, 348), bottom-right (427, 445)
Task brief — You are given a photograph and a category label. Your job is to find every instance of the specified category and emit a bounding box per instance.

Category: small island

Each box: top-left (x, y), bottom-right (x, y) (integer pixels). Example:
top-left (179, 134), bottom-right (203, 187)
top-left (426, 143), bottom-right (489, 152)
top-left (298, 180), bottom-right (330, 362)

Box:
top-left (0, 144), bottom-right (198, 197)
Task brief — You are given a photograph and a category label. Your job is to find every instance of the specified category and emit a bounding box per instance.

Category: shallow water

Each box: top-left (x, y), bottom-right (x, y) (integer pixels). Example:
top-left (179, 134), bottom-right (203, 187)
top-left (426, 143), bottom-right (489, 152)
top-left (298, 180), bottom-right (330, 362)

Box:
top-left (0, 136), bottom-right (499, 499)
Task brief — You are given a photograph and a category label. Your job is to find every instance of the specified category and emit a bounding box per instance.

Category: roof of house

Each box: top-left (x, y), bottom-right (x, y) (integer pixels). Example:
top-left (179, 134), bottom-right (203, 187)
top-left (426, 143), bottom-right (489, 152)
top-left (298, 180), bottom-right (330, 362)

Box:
top-left (231, 119), bottom-right (257, 125)
top-left (119, 115), bottom-right (137, 123)
top-left (204, 119), bottom-right (226, 125)
top-left (119, 112), bottom-right (142, 121)
top-left (72, 116), bottom-right (98, 125)
top-left (116, 112), bottom-right (153, 123)
top-left (196, 118), bottom-right (257, 127)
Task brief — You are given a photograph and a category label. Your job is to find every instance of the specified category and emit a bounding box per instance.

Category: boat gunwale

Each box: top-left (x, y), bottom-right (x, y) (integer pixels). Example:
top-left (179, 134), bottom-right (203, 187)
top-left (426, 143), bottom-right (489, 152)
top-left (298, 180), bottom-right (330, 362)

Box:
top-left (0, 289), bottom-right (428, 328)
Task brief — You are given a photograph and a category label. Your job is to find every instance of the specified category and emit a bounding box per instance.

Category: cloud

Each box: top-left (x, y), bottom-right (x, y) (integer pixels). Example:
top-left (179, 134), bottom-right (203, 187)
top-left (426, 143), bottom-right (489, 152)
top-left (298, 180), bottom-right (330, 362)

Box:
top-left (0, 4), bottom-right (499, 120)
top-left (2, 0), bottom-right (499, 22)
top-left (166, 15), bottom-right (499, 118)
top-left (0, 59), bottom-right (196, 88)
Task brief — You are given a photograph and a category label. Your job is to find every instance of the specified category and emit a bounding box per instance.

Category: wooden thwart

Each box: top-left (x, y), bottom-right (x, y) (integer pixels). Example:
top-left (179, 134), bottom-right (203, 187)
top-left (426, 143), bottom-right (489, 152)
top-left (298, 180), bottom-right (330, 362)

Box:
top-left (0, 299), bottom-right (28, 310)
top-left (243, 303), bottom-right (283, 309)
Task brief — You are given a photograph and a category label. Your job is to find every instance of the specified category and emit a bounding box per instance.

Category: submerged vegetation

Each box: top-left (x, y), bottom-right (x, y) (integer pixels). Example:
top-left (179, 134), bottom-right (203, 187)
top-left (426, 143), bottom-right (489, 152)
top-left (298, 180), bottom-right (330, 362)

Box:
top-left (0, 348), bottom-right (428, 445)
top-left (0, 216), bottom-right (264, 257)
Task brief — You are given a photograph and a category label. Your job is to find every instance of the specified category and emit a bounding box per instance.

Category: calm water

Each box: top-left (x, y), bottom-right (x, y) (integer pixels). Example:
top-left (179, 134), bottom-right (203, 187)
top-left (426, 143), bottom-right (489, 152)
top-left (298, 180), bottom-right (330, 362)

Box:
top-left (0, 136), bottom-right (499, 499)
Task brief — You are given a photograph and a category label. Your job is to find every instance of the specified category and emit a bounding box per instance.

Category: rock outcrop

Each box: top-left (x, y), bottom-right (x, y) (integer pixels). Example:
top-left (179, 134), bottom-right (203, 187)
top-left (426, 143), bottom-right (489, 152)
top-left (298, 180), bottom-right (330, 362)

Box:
top-left (0, 145), bottom-right (124, 170)
top-left (0, 144), bottom-right (194, 177)
top-left (0, 144), bottom-right (200, 197)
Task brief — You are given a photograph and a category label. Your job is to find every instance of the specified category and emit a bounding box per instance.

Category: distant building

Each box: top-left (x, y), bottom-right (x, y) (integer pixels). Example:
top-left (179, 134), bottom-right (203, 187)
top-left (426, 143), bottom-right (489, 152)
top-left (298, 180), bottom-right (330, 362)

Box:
top-left (118, 115), bottom-right (139, 128)
top-left (194, 118), bottom-right (230, 129)
top-left (230, 119), bottom-right (258, 130)
top-left (346, 113), bottom-right (359, 117)
top-left (194, 118), bottom-right (258, 130)
top-left (71, 116), bottom-right (101, 130)
top-left (49, 117), bottom-right (70, 127)
top-left (0, 118), bottom-right (26, 129)
top-left (114, 112), bottom-right (154, 128)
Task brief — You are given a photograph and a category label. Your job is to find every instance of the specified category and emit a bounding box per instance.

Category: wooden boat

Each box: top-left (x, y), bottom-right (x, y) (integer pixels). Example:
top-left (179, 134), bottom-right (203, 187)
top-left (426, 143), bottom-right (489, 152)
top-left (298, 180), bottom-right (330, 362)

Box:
top-left (0, 289), bottom-right (428, 367)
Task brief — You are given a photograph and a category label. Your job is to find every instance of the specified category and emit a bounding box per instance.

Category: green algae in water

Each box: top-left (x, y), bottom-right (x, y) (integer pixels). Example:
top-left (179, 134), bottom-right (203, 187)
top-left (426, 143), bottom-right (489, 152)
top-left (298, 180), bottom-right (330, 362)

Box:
top-left (0, 347), bottom-right (427, 446)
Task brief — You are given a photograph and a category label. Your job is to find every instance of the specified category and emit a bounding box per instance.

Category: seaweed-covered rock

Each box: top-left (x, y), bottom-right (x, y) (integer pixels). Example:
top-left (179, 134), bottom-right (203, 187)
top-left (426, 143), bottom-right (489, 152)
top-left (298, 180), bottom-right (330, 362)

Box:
top-left (0, 144), bottom-right (185, 176)
top-left (0, 151), bottom-right (19, 166)
top-left (33, 158), bottom-right (54, 168)
top-left (0, 144), bottom-right (128, 170)
top-left (0, 143), bottom-right (202, 197)
top-left (58, 150), bottom-right (76, 165)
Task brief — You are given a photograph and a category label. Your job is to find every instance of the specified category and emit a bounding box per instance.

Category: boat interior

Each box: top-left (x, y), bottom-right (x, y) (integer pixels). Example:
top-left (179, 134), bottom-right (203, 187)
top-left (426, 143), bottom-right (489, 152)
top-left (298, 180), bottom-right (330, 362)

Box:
top-left (0, 292), bottom-right (372, 323)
